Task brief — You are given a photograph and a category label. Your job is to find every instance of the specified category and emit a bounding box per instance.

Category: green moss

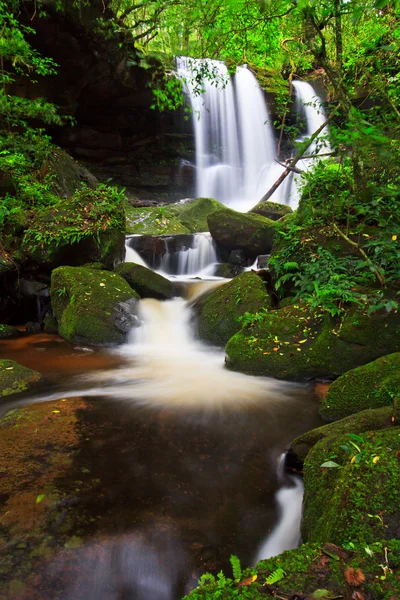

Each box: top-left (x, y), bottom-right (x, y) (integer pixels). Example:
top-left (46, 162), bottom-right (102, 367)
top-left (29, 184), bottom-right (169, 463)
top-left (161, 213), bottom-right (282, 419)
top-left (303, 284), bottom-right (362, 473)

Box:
top-left (168, 197), bottom-right (225, 232)
top-left (291, 406), bottom-right (396, 462)
top-left (43, 315), bottom-right (58, 334)
top-left (302, 427), bottom-right (400, 546)
top-left (249, 200), bottom-right (293, 221)
top-left (50, 267), bottom-right (139, 346)
top-left (125, 205), bottom-right (190, 234)
top-left (0, 324), bottom-right (20, 339)
top-left (207, 207), bottom-right (277, 258)
top-left (321, 353), bottom-right (400, 421)
top-left (196, 272), bottom-right (271, 346)
top-left (0, 360), bottom-right (42, 397)
top-left (225, 304), bottom-right (400, 381)
top-left (115, 262), bottom-right (173, 299)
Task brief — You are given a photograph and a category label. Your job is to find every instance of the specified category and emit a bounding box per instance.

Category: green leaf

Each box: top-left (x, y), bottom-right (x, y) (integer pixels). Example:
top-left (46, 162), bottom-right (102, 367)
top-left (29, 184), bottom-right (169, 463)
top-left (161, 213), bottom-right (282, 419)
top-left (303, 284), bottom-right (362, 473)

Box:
top-left (346, 433), bottom-right (365, 443)
top-left (320, 461), bottom-right (341, 468)
top-left (265, 568), bottom-right (285, 585)
top-left (36, 494), bottom-right (45, 504)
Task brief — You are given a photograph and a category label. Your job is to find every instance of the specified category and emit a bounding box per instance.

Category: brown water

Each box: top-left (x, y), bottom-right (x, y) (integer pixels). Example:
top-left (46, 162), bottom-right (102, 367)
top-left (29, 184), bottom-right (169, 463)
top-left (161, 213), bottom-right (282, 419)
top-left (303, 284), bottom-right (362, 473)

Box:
top-left (0, 300), bottom-right (324, 600)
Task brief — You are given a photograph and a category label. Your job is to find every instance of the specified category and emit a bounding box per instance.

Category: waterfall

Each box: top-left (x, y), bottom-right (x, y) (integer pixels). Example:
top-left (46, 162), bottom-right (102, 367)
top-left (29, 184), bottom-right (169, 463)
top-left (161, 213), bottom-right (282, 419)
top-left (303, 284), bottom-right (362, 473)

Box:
top-left (124, 237), bottom-right (150, 267)
top-left (254, 453), bottom-right (303, 562)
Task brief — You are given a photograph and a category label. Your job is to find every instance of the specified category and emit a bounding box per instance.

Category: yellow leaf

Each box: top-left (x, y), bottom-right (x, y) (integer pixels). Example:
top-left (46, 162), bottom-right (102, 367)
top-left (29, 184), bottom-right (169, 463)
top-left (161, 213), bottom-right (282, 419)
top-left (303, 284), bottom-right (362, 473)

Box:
top-left (238, 575), bottom-right (257, 587)
top-left (372, 456), bottom-right (380, 464)
top-left (273, 347), bottom-right (279, 351)
top-left (99, 283), bottom-right (106, 287)
top-left (351, 455), bottom-right (356, 464)
top-left (299, 339), bottom-right (307, 344)
top-left (297, 348), bottom-right (301, 352)
top-left (52, 410), bottom-right (60, 414)
top-left (392, 235), bottom-right (397, 241)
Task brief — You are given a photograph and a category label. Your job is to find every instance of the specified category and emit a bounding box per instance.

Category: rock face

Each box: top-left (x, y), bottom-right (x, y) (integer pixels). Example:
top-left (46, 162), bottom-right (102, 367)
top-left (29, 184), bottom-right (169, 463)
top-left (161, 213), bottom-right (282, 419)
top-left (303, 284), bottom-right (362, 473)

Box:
top-left (225, 303), bottom-right (400, 380)
top-left (207, 207), bottom-right (276, 259)
top-left (196, 272), bottom-right (270, 346)
top-left (115, 263), bottom-right (173, 300)
top-left (51, 267), bottom-right (139, 346)
top-left (0, 360), bottom-right (42, 397)
top-left (302, 427), bottom-right (400, 545)
top-left (320, 353), bottom-right (400, 421)
top-left (290, 406), bottom-right (396, 462)
top-left (249, 200), bottom-right (292, 221)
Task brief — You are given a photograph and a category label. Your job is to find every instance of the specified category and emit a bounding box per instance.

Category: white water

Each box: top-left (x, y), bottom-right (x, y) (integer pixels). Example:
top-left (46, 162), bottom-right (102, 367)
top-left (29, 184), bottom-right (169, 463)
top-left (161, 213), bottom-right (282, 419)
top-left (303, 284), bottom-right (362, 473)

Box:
top-left (124, 238), bottom-right (150, 267)
top-left (160, 233), bottom-right (218, 277)
top-left (254, 454), bottom-right (303, 561)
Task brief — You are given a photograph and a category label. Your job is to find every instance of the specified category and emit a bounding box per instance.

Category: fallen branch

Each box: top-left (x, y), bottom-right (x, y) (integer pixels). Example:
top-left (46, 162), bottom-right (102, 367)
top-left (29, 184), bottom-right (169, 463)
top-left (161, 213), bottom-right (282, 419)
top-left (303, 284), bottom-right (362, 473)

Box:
top-left (274, 159), bottom-right (302, 174)
top-left (332, 223), bottom-right (385, 287)
top-left (256, 107), bottom-right (338, 205)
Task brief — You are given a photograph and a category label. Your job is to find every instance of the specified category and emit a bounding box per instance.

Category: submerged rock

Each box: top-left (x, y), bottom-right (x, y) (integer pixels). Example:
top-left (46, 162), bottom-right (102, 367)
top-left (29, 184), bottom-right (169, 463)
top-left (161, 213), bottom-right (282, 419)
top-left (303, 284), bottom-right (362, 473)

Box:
top-left (0, 324), bottom-right (21, 339)
top-left (115, 262), bottom-right (173, 300)
top-left (290, 406), bottom-right (396, 462)
top-left (207, 207), bottom-right (276, 258)
top-left (320, 353), bottom-right (400, 421)
top-left (225, 303), bottom-right (400, 381)
top-left (249, 200), bottom-right (292, 221)
top-left (50, 266), bottom-right (139, 346)
top-left (196, 272), bottom-right (270, 346)
top-left (302, 427), bottom-right (400, 545)
top-left (0, 359), bottom-right (42, 397)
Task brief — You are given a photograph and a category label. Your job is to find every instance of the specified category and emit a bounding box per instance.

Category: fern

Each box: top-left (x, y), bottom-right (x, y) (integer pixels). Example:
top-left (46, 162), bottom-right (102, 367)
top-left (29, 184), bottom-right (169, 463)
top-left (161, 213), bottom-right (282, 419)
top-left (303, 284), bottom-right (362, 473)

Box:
top-left (265, 567), bottom-right (285, 585)
top-left (198, 572), bottom-right (216, 586)
top-left (230, 554), bottom-right (242, 580)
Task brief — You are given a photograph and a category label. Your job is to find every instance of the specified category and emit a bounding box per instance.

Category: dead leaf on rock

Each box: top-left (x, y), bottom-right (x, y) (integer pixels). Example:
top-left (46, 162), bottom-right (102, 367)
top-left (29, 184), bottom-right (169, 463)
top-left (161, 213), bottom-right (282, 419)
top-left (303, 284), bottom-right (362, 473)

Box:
top-left (238, 574), bottom-right (257, 587)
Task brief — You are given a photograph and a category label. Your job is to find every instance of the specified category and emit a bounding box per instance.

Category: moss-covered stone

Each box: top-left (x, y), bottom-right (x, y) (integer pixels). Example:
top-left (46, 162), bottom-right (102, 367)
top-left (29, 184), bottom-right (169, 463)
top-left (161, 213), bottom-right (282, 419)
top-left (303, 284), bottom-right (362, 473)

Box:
top-left (0, 324), bottom-right (21, 339)
top-left (196, 272), bottom-right (270, 346)
top-left (115, 262), bottom-right (173, 300)
top-left (290, 406), bottom-right (397, 462)
top-left (225, 304), bottom-right (400, 381)
top-left (302, 427), bottom-right (400, 545)
top-left (125, 205), bottom-right (190, 235)
top-left (249, 200), bottom-right (293, 221)
top-left (0, 360), bottom-right (42, 397)
top-left (320, 353), bottom-right (400, 421)
top-left (44, 147), bottom-right (98, 199)
top-left (184, 540), bottom-right (400, 599)
top-left (168, 197), bottom-right (225, 232)
top-left (50, 267), bottom-right (139, 346)
top-left (207, 207), bottom-right (277, 258)
top-left (213, 263), bottom-right (243, 278)
top-left (43, 315), bottom-right (58, 333)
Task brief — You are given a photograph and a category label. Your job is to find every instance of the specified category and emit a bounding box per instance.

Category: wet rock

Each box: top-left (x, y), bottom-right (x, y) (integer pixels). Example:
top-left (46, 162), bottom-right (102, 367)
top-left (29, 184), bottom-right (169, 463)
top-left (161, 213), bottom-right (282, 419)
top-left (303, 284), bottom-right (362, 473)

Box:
top-left (225, 303), bottom-right (400, 381)
top-left (0, 325), bottom-right (21, 339)
top-left (207, 207), bottom-right (276, 259)
top-left (213, 263), bottom-right (243, 278)
top-left (196, 272), bottom-right (271, 346)
top-left (320, 353), bottom-right (400, 421)
top-left (43, 315), bottom-right (58, 334)
top-left (115, 263), bottom-right (173, 300)
top-left (228, 249), bottom-right (246, 266)
top-left (249, 200), bottom-right (293, 221)
top-left (17, 279), bottom-right (50, 298)
top-left (50, 267), bottom-right (139, 346)
top-left (302, 427), bottom-right (400, 545)
top-left (290, 406), bottom-right (396, 462)
top-left (256, 255), bottom-right (269, 269)
top-left (0, 359), bottom-right (42, 397)
top-left (25, 321), bottom-right (41, 333)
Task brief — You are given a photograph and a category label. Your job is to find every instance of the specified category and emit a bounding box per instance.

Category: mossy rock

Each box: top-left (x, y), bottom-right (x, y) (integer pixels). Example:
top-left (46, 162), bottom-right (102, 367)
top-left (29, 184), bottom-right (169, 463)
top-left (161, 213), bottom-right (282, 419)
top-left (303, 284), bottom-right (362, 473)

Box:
top-left (0, 324), bottom-right (21, 339)
top-left (249, 200), bottom-right (293, 221)
top-left (320, 353), bottom-right (400, 421)
top-left (43, 315), bottom-right (58, 333)
top-left (196, 272), bottom-right (270, 346)
top-left (115, 262), bottom-right (173, 300)
top-left (207, 207), bottom-right (277, 258)
top-left (50, 267), bottom-right (139, 346)
top-left (0, 360), bottom-right (42, 397)
top-left (125, 205), bottom-right (190, 235)
top-left (213, 263), bottom-right (243, 278)
top-left (184, 540), bottom-right (400, 599)
top-left (225, 304), bottom-right (400, 381)
top-left (22, 187), bottom-right (125, 269)
top-left (302, 427), bottom-right (400, 545)
top-left (290, 406), bottom-right (397, 462)
top-left (43, 147), bottom-right (98, 199)
top-left (167, 197), bottom-right (225, 232)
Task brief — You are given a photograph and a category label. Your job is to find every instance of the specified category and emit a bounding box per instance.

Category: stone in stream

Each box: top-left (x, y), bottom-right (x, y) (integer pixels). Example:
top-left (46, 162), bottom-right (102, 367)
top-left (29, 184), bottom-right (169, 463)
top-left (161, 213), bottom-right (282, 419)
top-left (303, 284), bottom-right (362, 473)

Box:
top-left (249, 199), bottom-right (293, 221)
top-left (225, 302), bottom-right (400, 381)
top-left (115, 262), bottom-right (174, 300)
top-left (50, 266), bottom-right (139, 346)
top-left (0, 325), bottom-right (21, 339)
top-left (196, 271), bottom-right (271, 346)
top-left (320, 353), bottom-right (400, 421)
top-left (207, 206), bottom-right (277, 259)
top-left (0, 359), bottom-right (42, 397)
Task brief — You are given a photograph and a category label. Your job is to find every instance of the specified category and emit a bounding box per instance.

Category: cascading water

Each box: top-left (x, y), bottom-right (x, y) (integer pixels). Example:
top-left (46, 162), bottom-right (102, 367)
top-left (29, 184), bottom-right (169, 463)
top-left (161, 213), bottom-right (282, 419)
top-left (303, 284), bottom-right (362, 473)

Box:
top-left (254, 453), bottom-right (304, 561)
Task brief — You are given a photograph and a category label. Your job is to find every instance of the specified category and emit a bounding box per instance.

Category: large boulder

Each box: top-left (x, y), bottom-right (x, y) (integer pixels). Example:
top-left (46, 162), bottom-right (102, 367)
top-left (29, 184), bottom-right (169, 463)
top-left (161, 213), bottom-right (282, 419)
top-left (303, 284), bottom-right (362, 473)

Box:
top-left (207, 207), bottom-right (276, 258)
top-left (290, 406), bottom-right (397, 462)
top-left (50, 267), bottom-right (139, 346)
top-left (196, 272), bottom-right (270, 346)
top-left (249, 200), bottom-right (292, 221)
top-left (0, 360), bottom-right (42, 397)
top-left (168, 197), bottom-right (225, 232)
top-left (42, 147), bottom-right (98, 199)
top-left (115, 263), bottom-right (173, 300)
top-left (22, 185), bottom-right (125, 269)
top-left (225, 303), bottom-right (400, 380)
top-left (302, 427), bottom-right (400, 545)
top-left (320, 353), bottom-right (400, 421)
top-left (125, 205), bottom-right (190, 235)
